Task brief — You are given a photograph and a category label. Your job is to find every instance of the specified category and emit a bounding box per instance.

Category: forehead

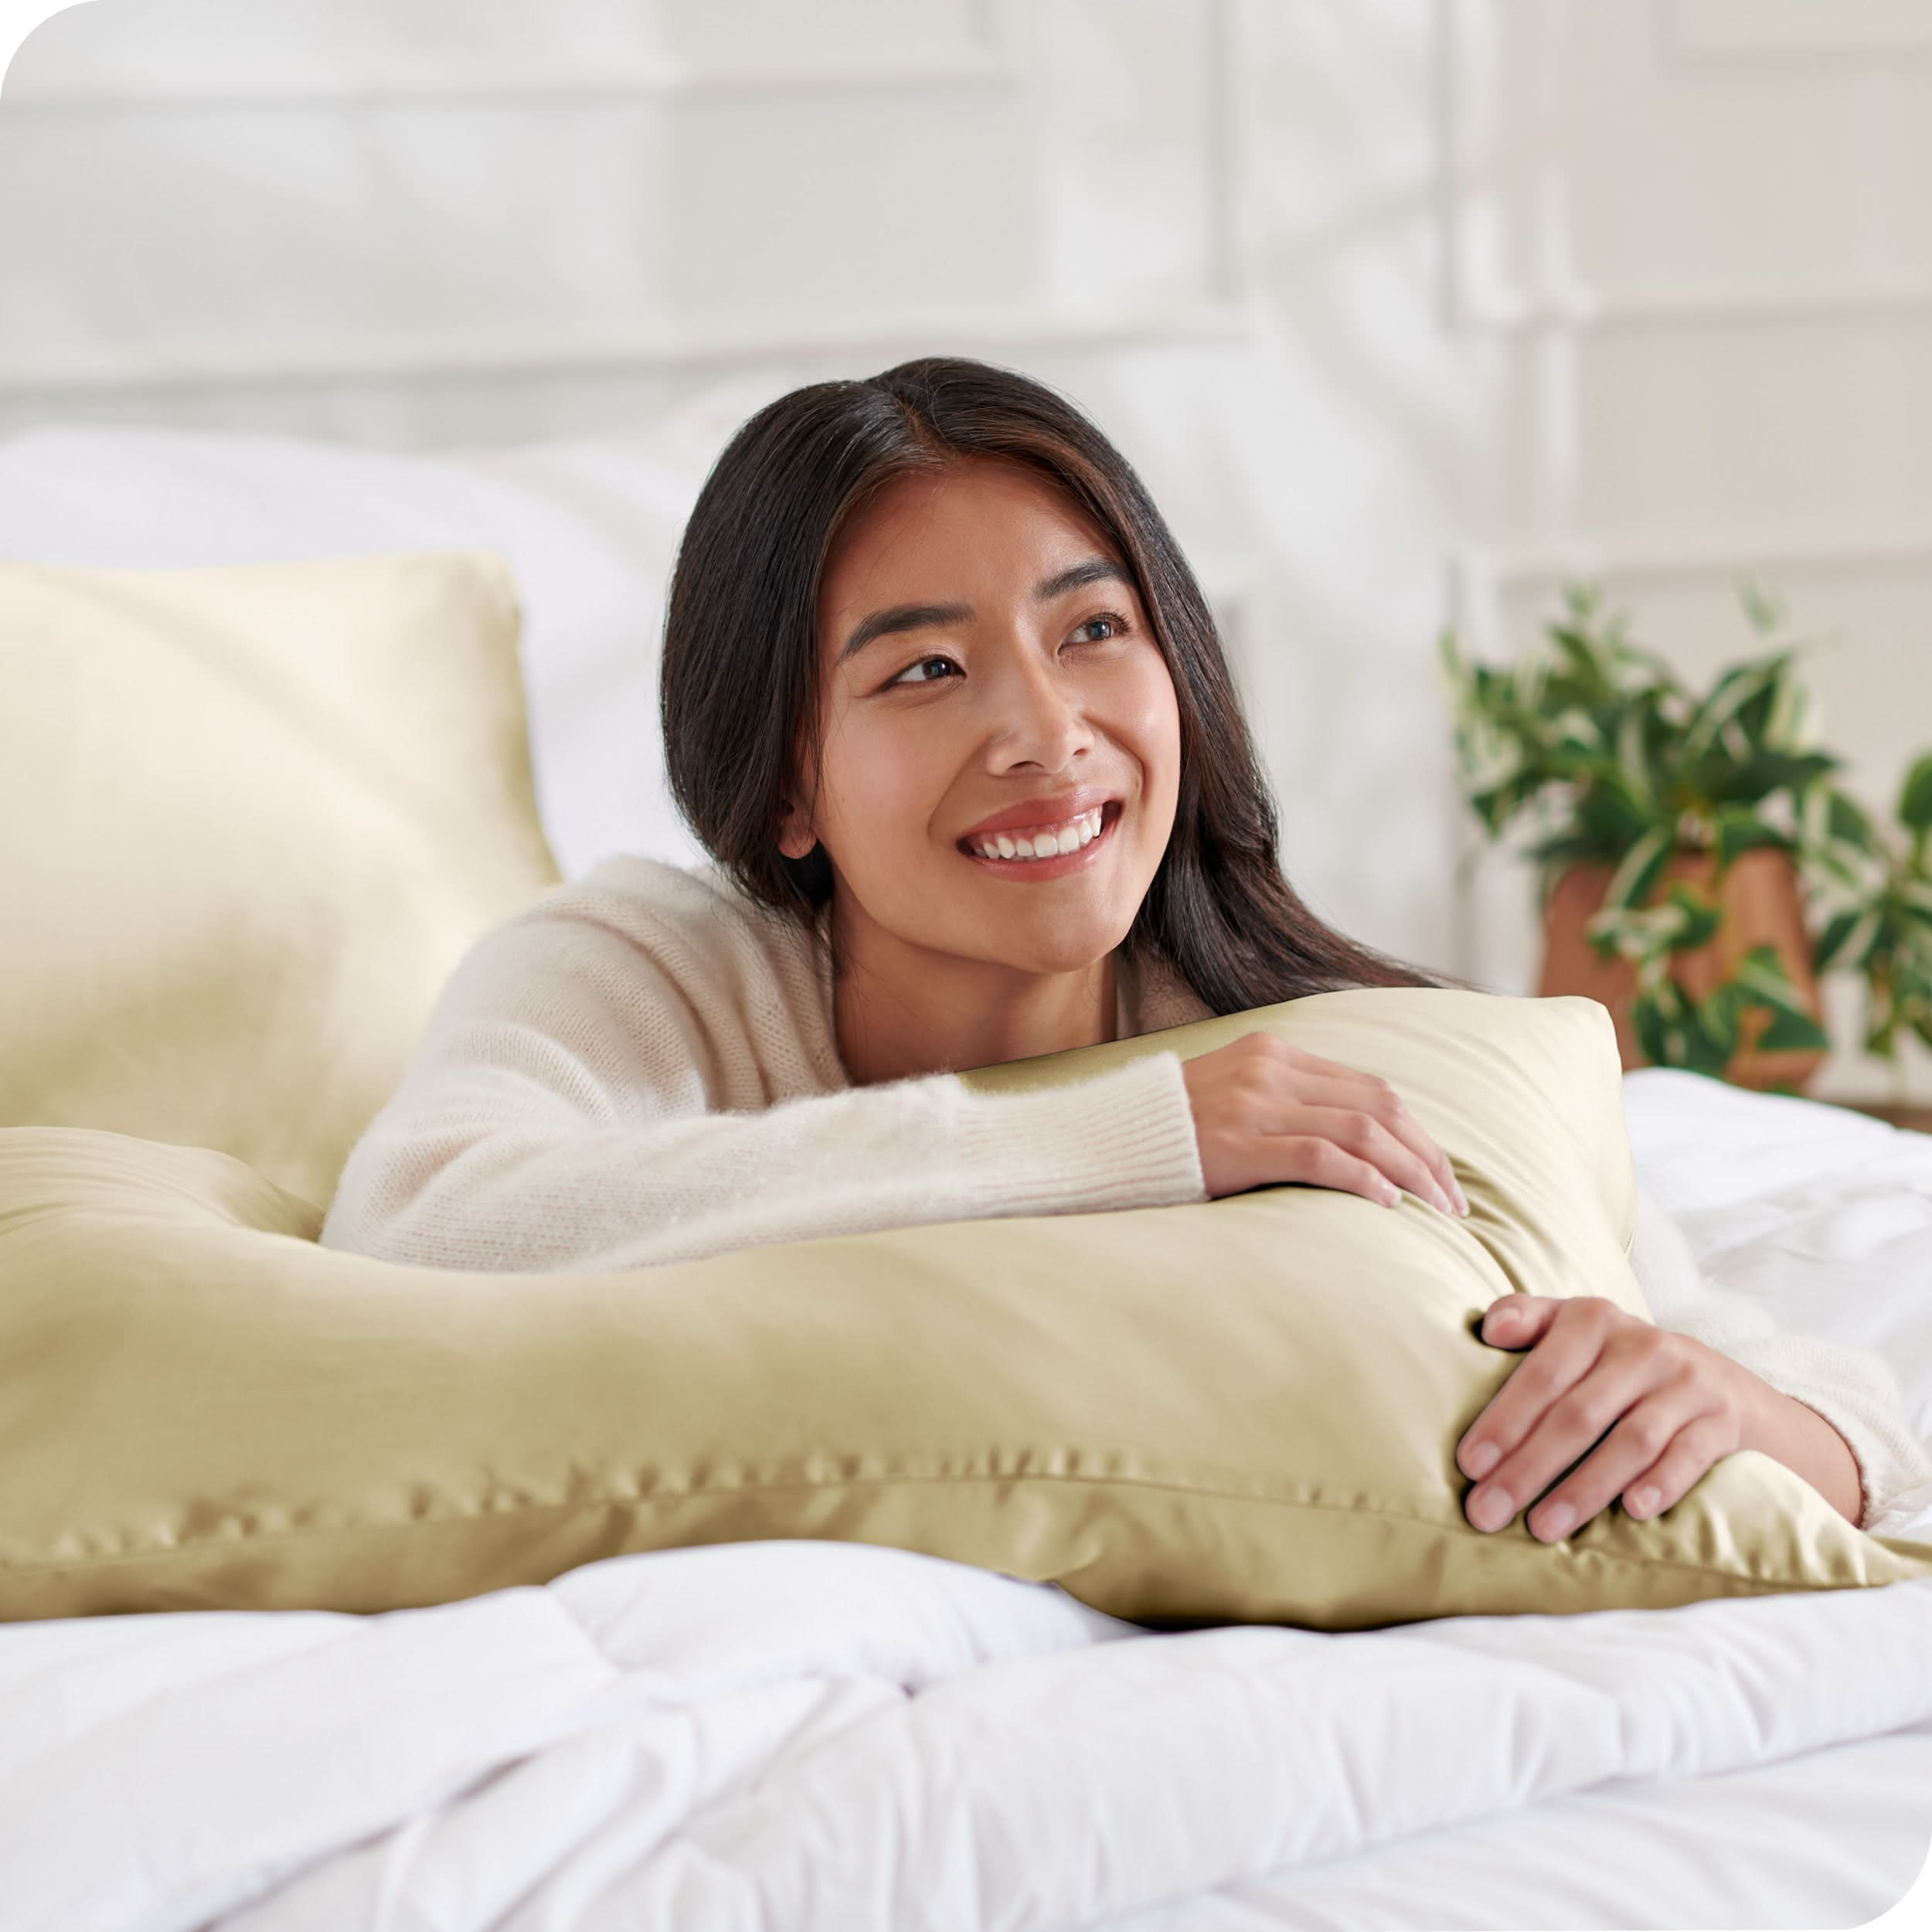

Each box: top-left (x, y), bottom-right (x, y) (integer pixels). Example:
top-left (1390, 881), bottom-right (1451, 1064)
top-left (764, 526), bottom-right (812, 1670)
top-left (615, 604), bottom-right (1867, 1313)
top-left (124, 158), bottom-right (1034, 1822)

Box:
top-left (821, 457), bottom-right (1115, 607)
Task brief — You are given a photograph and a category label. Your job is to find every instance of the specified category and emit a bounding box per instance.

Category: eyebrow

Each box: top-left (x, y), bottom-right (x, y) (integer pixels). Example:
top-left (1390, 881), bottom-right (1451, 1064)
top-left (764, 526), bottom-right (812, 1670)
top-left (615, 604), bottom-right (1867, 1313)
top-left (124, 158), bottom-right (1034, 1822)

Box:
top-left (837, 556), bottom-right (1134, 667)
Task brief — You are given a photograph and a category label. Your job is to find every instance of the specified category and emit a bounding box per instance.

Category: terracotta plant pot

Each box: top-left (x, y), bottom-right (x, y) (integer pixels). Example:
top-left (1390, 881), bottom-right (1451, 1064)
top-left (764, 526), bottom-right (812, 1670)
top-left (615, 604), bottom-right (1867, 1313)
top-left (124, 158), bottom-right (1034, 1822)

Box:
top-left (1536, 845), bottom-right (1827, 1094)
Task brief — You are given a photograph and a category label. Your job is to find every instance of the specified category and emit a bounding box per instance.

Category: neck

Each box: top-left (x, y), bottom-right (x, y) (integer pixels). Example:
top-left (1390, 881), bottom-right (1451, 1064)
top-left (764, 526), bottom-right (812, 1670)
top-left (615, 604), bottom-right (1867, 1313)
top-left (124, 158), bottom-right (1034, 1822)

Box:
top-left (825, 894), bottom-right (1123, 1087)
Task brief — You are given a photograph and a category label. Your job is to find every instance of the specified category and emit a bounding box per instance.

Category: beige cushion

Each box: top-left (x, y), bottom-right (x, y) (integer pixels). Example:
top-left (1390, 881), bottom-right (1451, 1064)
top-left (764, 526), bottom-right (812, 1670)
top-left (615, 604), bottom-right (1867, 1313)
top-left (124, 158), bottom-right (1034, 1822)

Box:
top-left (2, 989), bottom-right (1925, 1627)
top-left (0, 551), bottom-right (562, 1207)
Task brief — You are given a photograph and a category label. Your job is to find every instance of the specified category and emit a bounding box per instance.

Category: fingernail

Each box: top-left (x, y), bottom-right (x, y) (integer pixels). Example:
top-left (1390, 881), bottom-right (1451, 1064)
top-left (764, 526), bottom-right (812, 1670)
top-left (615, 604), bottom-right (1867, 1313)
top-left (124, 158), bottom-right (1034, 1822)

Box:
top-left (1454, 1186), bottom-right (1472, 1217)
top-left (1465, 1440), bottom-right (1499, 1479)
top-left (1628, 1487), bottom-right (1660, 1518)
top-left (1537, 1502), bottom-right (1576, 1540)
top-left (1470, 1487), bottom-right (1512, 1532)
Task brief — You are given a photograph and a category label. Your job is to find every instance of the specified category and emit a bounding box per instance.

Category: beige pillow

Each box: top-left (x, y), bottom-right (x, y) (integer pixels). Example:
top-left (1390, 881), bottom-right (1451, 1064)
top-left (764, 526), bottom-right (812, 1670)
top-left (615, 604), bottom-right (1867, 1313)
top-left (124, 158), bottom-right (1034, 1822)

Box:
top-left (1, 989), bottom-right (1925, 1627)
top-left (0, 551), bottom-right (562, 1206)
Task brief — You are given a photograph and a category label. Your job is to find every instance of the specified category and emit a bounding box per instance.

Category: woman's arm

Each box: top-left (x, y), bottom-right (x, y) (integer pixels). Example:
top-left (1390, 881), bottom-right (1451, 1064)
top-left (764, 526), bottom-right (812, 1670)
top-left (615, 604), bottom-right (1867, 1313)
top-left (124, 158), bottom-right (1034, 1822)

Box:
top-left (1628, 1180), bottom-right (1932, 1529)
top-left (318, 900), bottom-right (1208, 1274)
top-left (1740, 1386), bottom-right (1864, 1524)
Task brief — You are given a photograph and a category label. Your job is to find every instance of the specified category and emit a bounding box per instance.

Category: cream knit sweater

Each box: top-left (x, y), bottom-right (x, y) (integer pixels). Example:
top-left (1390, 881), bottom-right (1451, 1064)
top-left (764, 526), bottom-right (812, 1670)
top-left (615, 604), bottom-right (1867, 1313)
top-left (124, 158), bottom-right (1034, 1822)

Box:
top-left (320, 853), bottom-right (1932, 1531)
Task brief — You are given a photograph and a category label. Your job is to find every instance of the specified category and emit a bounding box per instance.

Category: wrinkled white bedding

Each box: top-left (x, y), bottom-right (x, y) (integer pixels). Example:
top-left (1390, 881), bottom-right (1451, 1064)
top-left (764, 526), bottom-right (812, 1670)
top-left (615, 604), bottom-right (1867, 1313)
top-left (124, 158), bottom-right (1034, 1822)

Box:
top-left (6, 1068), bottom-right (1932, 1932)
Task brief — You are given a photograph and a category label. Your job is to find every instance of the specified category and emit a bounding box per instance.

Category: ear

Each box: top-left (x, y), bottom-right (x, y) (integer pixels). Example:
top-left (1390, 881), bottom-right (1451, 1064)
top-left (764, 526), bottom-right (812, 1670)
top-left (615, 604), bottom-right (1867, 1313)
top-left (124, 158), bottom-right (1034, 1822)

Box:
top-left (776, 801), bottom-right (818, 861)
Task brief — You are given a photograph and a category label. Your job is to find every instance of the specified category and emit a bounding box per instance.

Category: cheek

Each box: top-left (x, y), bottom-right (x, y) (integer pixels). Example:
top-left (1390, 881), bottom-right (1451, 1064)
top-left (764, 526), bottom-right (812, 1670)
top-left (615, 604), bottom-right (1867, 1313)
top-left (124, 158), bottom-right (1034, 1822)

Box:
top-left (1114, 653), bottom-right (1183, 791)
top-left (818, 721), bottom-right (940, 849)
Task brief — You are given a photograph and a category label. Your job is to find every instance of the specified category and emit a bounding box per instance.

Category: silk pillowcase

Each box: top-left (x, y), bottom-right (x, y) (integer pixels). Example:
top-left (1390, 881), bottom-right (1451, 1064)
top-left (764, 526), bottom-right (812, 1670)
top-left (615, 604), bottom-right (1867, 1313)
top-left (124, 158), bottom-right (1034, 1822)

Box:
top-left (1, 988), bottom-right (1926, 1626)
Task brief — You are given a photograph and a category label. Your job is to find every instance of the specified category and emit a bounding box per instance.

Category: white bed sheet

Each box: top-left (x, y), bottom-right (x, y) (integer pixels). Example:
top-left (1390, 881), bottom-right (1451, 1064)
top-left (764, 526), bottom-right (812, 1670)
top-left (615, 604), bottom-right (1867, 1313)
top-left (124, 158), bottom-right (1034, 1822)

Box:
top-left (3, 1068), bottom-right (1931, 1932)
top-left (1100, 1716), bottom-right (1932, 1930)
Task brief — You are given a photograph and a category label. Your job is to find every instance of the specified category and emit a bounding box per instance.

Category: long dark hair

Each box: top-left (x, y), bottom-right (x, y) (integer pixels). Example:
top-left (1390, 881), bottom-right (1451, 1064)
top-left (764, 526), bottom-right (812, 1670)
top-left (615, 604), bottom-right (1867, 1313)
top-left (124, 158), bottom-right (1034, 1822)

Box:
top-left (660, 355), bottom-right (1474, 1014)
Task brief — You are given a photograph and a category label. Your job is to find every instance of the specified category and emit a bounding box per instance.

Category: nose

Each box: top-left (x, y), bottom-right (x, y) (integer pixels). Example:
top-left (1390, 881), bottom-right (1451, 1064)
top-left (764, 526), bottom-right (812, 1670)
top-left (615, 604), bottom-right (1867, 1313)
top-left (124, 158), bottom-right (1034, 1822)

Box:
top-left (981, 636), bottom-right (1096, 771)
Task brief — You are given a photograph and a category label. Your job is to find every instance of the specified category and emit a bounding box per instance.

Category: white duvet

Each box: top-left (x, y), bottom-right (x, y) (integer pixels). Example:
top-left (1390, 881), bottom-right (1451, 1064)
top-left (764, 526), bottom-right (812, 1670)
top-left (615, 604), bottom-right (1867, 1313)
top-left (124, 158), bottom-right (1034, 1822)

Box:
top-left (8, 1069), bottom-right (1932, 1932)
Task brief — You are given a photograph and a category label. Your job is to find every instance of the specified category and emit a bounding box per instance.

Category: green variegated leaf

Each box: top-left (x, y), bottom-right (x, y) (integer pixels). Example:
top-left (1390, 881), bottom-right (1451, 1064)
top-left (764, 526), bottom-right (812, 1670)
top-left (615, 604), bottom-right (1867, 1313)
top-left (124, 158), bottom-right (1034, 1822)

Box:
top-left (1815, 906), bottom-right (1880, 972)
top-left (1826, 787), bottom-right (1879, 850)
top-left (1891, 923), bottom-right (1930, 988)
top-left (1810, 844), bottom-right (1872, 892)
top-left (1457, 712), bottom-right (1524, 791)
top-left (1900, 753), bottom-right (1932, 835)
top-left (1865, 978), bottom-right (1899, 1056)
top-left (1600, 821), bottom-right (1674, 913)
top-left (1739, 578), bottom-right (1786, 637)
top-left (1546, 626), bottom-right (1611, 697)
top-left (1634, 948), bottom-right (1679, 999)
top-left (1662, 880), bottom-right (1723, 951)
top-left (1587, 897), bottom-right (1692, 961)
top-left (1515, 655), bottom-right (1549, 721)
top-left (1614, 703), bottom-right (1655, 798)
top-left (1761, 670), bottom-right (1815, 752)
top-left (1690, 982), bottom-right (1746, 1062)
top-left (1862, 903), bottom-right (1903, 969)
top-left (1754, 1005), bottom-right (1831, 1052)
top-left (1550, 706), bottom-right (1605, 753)
top-left (1679, 1026), bottom-right (1731, 1076)
top-left (1896, 960), bottom-right (1932, 1016)
top-left (1798, 781), bottom-right (1833, 850)
top-left (1681, 658), bottom-right (1787, 768)
top-left (1704, 747), bottom-right (1840, 808)
top-left (1573, 777), bottom-right (1656, 852)
top-left (1733, 944), bottom-right (1812, 1014)
top-left (1712, 806), bottom-right (1791, 869)
top-left (1632, 992), bottom-right (1670, 1065)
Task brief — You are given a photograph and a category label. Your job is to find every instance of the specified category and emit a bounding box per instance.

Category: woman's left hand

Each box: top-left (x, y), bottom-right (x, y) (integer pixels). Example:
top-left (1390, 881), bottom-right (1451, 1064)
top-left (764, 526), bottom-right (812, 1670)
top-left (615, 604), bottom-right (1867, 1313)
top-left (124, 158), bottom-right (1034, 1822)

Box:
top-left (1457, 1294), bottom-right (1764, 1540)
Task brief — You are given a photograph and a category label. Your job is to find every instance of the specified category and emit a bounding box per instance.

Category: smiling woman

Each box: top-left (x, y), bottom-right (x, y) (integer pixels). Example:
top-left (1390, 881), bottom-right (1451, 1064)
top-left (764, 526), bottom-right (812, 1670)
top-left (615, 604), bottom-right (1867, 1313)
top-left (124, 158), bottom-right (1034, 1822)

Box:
top-left (662, 357), bottom-right (1463, 1073)
top-left (319, 356), bottom-right (1931, 1543)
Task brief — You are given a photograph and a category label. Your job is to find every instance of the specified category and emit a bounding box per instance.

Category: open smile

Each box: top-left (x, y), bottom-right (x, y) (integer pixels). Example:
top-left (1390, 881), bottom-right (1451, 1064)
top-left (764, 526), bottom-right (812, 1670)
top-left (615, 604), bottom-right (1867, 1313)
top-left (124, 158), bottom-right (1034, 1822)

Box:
top-left (957, 800), bottom-right (1123, 879)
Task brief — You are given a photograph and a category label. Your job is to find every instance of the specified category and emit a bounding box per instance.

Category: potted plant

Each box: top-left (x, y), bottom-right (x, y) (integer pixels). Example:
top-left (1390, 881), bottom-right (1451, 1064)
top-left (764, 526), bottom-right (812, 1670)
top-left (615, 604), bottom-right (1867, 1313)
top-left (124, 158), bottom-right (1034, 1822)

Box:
top-left (1437, 581), bottom-right (1841, 1093)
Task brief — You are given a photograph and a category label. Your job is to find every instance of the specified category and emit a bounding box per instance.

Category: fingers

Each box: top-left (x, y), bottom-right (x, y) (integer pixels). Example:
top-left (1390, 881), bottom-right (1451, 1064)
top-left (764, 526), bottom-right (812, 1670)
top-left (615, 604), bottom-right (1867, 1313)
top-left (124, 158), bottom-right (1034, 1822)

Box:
top-left (1186, 1034), bottom-right (1473, 1215)
top-left (1268, 1135), bottom-right (1408, 1210)
top-left (1617, 1412), bottom-right (1740, 1519)
top-left (1512, 1399), bottom-right (1733, 1541)
top-left (1284, 1069), bottom-right (1469, 1219)
top-left (1458, 1298), bottom-right (1691, 1539)
top-left (1277, 1101), bottom-right (1466, 1219)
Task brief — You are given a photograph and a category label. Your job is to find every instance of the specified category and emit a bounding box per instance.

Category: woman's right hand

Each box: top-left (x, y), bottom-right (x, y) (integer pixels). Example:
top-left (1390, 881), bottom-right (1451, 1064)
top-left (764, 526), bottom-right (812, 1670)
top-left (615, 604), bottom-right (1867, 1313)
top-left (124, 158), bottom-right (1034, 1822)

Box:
top-left (1179, 1032), bottom-right (1471, 1217)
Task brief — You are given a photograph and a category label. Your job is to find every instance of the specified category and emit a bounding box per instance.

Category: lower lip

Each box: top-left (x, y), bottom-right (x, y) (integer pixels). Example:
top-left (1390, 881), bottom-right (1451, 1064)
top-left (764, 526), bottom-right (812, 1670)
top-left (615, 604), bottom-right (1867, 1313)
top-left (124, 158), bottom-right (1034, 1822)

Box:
top-left (957, 801), bottom-right (1121, 879)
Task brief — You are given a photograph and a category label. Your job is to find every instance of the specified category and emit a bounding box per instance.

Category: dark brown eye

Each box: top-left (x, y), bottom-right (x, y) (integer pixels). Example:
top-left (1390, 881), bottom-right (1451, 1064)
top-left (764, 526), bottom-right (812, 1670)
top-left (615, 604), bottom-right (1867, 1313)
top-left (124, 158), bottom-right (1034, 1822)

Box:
top-left (886, 653), bottom-right (961, 689)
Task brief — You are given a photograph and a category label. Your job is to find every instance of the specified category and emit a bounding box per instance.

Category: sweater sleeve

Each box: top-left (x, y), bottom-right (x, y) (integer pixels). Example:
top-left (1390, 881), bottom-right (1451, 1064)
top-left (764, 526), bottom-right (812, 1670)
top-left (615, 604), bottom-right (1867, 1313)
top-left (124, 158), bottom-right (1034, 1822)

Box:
top-left (318, 901), bottom-right (1209, 1276)
top-left (1628, 1179), bottom-right (1932, 1532)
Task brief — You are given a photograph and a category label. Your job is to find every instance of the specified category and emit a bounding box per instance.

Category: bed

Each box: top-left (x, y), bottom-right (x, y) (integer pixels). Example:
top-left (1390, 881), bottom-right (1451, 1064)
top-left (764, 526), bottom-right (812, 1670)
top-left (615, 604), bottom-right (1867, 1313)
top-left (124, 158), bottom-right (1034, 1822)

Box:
top-left (0, 1067), bottom-right (1923, 1930)
top-left (3, 421), bottom-right (1930, 1930)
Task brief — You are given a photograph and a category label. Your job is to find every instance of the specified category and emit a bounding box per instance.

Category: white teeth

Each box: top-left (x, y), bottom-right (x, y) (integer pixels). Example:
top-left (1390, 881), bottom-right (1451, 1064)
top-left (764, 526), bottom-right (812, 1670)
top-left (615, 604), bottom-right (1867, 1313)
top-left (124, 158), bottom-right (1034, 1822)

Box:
top-left (969, 805), bottom-right (1107, 863)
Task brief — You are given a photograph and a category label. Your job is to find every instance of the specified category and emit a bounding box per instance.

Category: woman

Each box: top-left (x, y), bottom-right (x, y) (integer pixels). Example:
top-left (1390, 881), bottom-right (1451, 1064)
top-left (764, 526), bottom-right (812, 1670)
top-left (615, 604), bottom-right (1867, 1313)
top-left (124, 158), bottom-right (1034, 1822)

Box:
top-left (321, 355), bottom-right (1928, 1542)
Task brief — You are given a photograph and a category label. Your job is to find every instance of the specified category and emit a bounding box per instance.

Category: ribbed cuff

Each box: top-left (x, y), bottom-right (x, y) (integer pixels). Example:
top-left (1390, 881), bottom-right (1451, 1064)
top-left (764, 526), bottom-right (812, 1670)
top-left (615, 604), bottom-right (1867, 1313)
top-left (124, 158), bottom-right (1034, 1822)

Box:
top-left (947, 1049), bottom-right (1207, 1215)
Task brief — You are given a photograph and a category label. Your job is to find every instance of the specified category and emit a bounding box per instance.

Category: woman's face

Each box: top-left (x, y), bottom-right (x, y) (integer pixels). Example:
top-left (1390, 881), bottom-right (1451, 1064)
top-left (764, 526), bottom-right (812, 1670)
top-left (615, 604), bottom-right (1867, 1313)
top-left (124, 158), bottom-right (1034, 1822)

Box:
top-left (782, 454), bottom-right (1182, 978)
